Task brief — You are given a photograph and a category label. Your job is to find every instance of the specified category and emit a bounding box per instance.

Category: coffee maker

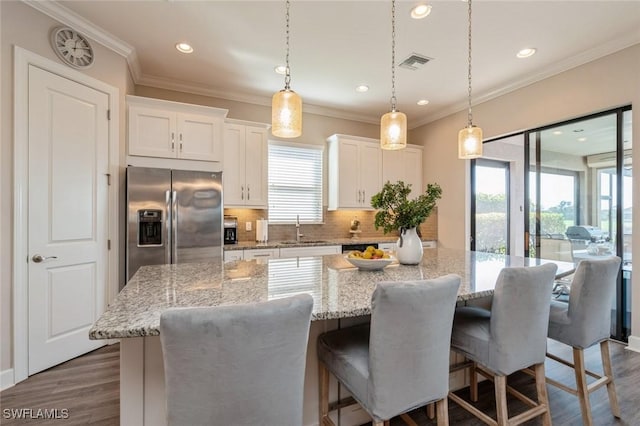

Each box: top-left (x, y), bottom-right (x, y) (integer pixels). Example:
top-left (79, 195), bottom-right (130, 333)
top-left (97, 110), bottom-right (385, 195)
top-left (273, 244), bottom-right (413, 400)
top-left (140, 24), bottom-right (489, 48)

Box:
top-left (223, 216), bottom-right (238, 244)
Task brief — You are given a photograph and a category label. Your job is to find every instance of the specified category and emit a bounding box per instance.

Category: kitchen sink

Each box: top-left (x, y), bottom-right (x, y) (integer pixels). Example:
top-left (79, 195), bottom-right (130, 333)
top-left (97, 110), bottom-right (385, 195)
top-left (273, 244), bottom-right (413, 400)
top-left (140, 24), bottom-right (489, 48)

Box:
top-left (278, 240), bottom-right (330, 245)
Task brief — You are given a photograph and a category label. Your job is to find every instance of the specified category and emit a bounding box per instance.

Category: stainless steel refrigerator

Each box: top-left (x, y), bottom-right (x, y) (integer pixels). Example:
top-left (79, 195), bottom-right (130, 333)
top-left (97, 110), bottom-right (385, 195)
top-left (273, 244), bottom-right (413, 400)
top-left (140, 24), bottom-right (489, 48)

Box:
top-left (126, 166), bottom-right (223, 280)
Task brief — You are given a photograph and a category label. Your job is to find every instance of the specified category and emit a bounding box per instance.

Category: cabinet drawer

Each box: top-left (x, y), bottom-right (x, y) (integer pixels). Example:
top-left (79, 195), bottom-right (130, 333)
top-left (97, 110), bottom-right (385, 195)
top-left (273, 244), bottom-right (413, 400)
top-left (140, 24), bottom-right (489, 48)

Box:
top-left (244, 248), bottom-right (279, 260)
top-left (223, 250), bottom-right (244, 262)
top-left (279, 245), bottom-right (341, 258)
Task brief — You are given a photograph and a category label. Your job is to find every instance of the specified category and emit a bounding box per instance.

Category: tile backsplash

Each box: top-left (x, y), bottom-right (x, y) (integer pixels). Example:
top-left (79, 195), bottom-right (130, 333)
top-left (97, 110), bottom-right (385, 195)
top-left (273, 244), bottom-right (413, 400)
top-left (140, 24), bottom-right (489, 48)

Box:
top-left (224, 207), bottom-right (438, 243)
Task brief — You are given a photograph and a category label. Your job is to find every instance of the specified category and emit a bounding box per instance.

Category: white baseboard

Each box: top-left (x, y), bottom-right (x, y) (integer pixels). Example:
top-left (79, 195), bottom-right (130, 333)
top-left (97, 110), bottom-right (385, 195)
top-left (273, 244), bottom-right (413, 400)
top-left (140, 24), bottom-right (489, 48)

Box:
top-left (626, 335), bottom-right (640, 353)
top-left (1, 368), bottom-right (15, 391)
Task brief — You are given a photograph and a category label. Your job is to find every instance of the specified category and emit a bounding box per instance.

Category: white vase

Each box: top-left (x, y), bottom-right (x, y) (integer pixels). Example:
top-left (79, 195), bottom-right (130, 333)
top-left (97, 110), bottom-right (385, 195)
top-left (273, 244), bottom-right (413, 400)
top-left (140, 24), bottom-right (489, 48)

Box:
top-left (396, 227), bottom-right (423, 265)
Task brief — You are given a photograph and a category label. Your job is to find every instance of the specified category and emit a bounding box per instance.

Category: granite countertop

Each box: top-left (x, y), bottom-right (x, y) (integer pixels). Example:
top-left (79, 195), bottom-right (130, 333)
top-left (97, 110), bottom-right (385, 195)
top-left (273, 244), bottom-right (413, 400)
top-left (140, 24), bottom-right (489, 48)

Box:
top-left (90, 248), bottom-right (573, 340)
top-left (224, 237), bottom-right (431, 251)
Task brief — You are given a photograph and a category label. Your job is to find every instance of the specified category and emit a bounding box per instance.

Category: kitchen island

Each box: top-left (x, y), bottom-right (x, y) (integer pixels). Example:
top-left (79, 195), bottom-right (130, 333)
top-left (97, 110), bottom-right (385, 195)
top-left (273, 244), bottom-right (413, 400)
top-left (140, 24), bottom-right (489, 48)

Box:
top-left (90, 249), bottom-right (573, 426)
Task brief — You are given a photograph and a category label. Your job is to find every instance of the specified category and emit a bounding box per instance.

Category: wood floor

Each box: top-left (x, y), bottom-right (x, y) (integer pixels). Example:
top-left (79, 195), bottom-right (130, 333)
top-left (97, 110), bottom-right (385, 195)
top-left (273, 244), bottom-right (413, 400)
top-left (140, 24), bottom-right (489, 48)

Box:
top-left (1, 339), bottom-right (638, 425)
top-left (0, 344), bottom-right (119, 425)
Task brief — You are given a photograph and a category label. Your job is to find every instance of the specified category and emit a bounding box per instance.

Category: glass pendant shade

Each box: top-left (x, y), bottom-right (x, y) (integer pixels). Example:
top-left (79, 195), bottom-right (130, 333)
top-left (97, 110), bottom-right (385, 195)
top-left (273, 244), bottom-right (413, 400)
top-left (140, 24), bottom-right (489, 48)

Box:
top-left (272, 89), bottom-right (302, 138)
top-left (458, 125), bottom-right (483, 159)
top-left (380, 110), bottom-right (407, 150)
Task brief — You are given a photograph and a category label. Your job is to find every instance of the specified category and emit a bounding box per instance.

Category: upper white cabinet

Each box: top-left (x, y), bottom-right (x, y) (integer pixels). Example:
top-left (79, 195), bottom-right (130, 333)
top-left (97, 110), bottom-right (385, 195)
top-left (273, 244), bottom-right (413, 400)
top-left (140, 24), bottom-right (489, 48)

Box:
top-left (223, 120), bottom-right (270, 208)
top-left (382, 145), bottom-right (424, 197)
top-left (127, 95), bottom-right (228, 162)
top-left (327, 134), bottom-right (382, 210)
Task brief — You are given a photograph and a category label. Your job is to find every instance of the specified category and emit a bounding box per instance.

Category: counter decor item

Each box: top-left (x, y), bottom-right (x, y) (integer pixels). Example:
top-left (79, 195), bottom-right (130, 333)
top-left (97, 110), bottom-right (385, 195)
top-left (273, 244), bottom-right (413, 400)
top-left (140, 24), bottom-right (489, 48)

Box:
top-left (256, 218), bottom-right (268, 243)
top-left (371, 180), bottom-right (442, 265)
top-left (345, 247), bottom-right (395, 270)
top-left (349, 216), bottom-right (362, 239)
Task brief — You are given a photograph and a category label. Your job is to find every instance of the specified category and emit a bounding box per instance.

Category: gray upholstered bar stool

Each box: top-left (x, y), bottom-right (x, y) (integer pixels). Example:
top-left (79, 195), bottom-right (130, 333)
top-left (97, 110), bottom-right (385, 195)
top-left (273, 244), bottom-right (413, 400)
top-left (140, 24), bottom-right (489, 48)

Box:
top-left (546, 256), bottom-right (622, 426)
top-left (449, 263), bottom-right (558, 426)
top-left (317, 275), bottom-right (461, 426)
top-left (159, 294), bottom-right (313, 426)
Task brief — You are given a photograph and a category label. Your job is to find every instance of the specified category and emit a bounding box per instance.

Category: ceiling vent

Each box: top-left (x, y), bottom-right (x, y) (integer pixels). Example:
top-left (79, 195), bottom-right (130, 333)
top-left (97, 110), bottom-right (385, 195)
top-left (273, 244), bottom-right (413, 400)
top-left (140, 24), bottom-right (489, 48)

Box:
top-left (398, 53), bottom-right (432, 70)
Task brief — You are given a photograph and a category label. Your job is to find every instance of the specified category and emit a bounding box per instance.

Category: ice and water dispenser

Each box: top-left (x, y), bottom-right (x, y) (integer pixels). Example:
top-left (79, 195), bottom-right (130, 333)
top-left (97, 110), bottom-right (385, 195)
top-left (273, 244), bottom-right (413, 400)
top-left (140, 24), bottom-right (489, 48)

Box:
top-left (138, 209), bottom-right (163, 246)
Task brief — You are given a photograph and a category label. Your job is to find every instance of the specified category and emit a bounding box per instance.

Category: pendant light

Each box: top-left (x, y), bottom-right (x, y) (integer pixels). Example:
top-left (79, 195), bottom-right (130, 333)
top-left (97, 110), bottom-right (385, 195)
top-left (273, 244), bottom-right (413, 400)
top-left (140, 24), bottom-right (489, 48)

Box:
top-left (272, 0), bottom-right (302, 138)
top-left (458, 0), bottom-right (483, 159)
top-left (380, 0), bottom-right (407, 150)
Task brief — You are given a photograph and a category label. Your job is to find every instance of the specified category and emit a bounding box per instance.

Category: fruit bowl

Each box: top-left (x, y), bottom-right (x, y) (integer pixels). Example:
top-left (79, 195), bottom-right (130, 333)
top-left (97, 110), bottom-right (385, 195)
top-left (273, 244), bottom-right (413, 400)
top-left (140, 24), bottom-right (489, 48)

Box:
top-left (344, 254), bottom-right (396, 270)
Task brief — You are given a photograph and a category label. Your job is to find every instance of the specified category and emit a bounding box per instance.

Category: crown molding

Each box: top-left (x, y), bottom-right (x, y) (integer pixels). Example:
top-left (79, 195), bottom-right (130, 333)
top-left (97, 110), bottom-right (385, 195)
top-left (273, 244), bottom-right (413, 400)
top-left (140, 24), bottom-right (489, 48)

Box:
top-left (410, 34), bottom-right (640, 130)
top-left (23, 1), bottom-right (136, 59)
top-left (137, 73), bottom-right (379, 125)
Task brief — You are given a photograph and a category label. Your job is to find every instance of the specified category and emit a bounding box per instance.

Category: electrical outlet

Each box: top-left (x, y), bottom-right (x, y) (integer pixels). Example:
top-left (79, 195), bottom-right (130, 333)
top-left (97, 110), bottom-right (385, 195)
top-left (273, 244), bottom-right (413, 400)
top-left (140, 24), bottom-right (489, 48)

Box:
top-left (245, 221), bottom-right (252, 231)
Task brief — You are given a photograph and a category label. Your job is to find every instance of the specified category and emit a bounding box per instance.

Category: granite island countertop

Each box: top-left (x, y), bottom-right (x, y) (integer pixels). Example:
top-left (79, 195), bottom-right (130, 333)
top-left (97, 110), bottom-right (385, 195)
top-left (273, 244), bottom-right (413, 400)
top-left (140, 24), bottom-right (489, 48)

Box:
top-left (222, 236), bottom-right (429, 251)
top-left (90, 248), bottom-right (574, 340)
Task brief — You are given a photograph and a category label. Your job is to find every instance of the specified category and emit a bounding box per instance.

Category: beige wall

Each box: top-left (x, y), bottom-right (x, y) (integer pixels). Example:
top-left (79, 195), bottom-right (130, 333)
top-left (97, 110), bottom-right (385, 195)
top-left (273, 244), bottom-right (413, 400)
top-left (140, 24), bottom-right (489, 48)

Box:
top-left (0, 1), bottom-right (133, 372)
top-left (136, 85), bottom-right (380, 143)
top-left (410, 43), bottom-right (640, 338)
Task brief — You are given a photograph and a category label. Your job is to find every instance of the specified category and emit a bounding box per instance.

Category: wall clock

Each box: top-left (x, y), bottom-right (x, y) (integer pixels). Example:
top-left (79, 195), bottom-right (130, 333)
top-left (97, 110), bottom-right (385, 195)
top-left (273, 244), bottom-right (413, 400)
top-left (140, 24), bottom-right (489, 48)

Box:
top-left (50, 27), bottom-right (95, 69)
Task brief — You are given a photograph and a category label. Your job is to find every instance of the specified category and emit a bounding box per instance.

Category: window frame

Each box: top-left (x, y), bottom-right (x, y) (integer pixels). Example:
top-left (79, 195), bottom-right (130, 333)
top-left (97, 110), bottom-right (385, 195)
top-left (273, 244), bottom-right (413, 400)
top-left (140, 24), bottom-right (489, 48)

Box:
top-left (267, 140), bottom-right (324, 225)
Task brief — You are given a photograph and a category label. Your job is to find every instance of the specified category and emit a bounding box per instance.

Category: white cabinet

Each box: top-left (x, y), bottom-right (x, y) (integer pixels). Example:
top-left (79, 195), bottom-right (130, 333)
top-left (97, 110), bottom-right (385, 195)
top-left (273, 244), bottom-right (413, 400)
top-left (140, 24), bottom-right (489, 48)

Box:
top-left (382, 145), bottom-right (423, 197)
top-left (243, 248), bottom-right (279, 260)
top-left (327, 134), bottom-right (382, 210)
top-left (223, 250), bottom-right (244, 262)
top-left (378, 242), bottom-right (397, 252)
top-left (127, 95), bottom-right (228, 162)
top-left (279, 245), bottom-right (341, 258)
top-left (223, 120), bottom-right (269, 208)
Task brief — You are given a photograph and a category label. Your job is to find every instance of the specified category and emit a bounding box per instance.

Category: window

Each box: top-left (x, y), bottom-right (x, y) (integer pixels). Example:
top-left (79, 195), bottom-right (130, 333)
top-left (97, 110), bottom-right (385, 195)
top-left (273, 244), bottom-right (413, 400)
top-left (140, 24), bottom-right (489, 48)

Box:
top-left (268, 142), bottom-right (323, 224)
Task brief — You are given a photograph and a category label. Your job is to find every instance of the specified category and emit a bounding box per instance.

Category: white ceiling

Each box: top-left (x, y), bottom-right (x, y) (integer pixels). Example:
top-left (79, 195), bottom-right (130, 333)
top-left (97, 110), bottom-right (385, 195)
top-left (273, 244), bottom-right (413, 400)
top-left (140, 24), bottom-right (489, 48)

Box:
top-left (51, 1), bottom-right (640, 128)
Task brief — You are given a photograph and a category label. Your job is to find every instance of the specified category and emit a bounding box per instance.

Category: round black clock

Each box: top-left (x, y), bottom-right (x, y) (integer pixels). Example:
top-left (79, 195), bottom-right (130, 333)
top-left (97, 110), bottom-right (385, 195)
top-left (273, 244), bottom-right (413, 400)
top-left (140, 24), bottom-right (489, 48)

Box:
top-left (50, 27), bottom-right (94, 69)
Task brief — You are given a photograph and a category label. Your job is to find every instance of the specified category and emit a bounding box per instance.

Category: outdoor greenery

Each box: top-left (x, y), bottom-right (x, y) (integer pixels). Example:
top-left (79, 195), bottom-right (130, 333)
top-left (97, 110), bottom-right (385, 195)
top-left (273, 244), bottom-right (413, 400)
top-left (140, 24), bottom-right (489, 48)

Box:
top-left (371, 181), bottom-right (442, 234)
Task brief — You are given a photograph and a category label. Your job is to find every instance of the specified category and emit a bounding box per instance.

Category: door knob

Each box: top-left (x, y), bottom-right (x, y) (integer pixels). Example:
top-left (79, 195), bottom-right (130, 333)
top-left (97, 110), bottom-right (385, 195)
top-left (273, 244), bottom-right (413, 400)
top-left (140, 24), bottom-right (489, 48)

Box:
top-left (32, 254), bottom-right (58, 263)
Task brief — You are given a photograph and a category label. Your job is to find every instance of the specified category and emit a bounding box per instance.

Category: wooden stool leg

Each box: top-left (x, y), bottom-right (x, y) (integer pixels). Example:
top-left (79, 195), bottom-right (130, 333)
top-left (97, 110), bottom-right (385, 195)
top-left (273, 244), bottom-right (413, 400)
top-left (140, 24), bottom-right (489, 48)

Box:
top-left (573, 347), bottom-right (593, 426)
top-left (600, 340), bottom-right (621, 418)
top-left (436, 398), bottom-right (449, 426)
top-left (494, 374), bottom-right (509, 426)
top-left (470, 361), bottom-right (478, 402)
top-left (319, 361), bottom-right (330, 426)
top-left (534, 362), bottom-right (552, 426)
top-left (426, 403), bottom-right (435, 419)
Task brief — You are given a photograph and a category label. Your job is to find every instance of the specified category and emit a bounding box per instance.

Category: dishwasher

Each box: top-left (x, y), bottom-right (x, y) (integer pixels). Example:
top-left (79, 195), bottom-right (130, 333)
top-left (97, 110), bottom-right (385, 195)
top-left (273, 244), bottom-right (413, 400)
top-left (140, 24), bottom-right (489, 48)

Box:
top-left (341, 243), bottom-right (378, 253)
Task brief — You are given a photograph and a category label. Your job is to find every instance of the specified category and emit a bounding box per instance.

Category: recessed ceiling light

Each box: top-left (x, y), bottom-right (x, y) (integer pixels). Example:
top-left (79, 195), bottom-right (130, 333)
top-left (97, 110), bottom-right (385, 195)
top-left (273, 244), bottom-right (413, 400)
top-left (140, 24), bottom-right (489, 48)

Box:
top-left (417, 99), bottom-right (430, 106)
top-left (355, 85), bottom-right (369, 93)
top-left (578, 137), bottom-right (587, 142)
top-left (274, 65), bottom-right (287, 75)
top-left (516, 48), bottom-right (536, 59)
top-left (175, 42), bottom-right (194, 54)
top-left (552, 130), bottom-right (563, 135)
top-left (411, 4), bottom-right (432, 19)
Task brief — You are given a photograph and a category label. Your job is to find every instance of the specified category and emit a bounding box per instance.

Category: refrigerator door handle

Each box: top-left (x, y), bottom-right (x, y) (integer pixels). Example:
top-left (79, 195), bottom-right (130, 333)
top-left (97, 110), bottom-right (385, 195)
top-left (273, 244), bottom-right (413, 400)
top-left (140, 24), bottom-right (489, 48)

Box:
top-left (165, 190), bottom-right (172, 265)
top-left (171, 190), bottom-right (178, 263)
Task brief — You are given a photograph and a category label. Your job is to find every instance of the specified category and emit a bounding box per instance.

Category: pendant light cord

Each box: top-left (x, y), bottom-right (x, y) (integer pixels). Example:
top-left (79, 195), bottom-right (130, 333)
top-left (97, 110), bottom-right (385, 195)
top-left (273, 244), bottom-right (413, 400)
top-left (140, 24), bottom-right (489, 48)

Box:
top-left (467, 0), bottom-right (473, 127)
top-left (390, 0), bottom-right (397, 112)
top-left (284, 0), bottom-right (291, 90)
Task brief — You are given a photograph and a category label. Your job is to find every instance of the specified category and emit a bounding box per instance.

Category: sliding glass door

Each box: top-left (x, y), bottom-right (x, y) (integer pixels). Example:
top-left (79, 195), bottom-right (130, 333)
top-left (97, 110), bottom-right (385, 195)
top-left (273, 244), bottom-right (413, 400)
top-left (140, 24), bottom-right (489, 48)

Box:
top-left (471, 159), bottom-right (510, 254)
top-left (525, 107), bottom-right (632, 341)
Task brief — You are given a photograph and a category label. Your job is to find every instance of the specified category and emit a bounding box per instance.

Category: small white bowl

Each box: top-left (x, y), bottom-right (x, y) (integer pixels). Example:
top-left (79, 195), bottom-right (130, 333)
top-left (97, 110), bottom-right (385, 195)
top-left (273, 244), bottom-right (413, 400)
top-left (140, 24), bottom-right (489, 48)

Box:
top-left (344, 254), bottom-right (396, 270)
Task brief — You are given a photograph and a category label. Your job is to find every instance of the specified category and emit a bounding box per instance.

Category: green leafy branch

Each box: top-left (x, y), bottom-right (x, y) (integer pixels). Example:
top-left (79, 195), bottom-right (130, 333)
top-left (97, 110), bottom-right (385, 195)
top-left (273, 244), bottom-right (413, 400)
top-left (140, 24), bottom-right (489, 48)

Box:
top-left (370, 181), bottom-right (442, 234)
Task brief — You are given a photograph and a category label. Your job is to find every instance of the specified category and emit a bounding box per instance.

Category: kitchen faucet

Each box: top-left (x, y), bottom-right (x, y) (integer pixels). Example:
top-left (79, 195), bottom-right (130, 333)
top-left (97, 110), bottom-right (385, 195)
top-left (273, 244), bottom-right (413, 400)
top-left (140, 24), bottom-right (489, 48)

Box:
top-left (296, 215), bottom-right (304, 242)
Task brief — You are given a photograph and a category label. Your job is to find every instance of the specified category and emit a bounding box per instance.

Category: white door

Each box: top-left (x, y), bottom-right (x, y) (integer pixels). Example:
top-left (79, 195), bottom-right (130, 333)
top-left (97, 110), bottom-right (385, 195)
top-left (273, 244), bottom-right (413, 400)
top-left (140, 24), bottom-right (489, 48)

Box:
top-left (337, 140), bottom-right (360, 208)
top-left (223, 123), bottom-right (246, 206)
top-left (28, 65), bottom-right (109, 375)
top-left (359, 142), bottom-right (382, 209)
top-left (177, 112), bottom-right (221, 161)
top-left (244, 127), bottom-right (268, 207)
